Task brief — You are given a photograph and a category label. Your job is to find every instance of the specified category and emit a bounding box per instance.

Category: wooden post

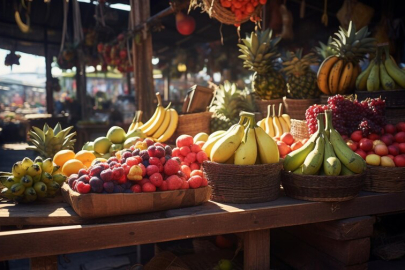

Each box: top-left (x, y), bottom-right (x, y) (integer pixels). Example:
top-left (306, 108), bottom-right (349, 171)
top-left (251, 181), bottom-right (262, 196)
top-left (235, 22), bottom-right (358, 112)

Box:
top-left (76, 49), bottom-right (88, 120)
top-left (243, 229), bottom-right (270, 269)
top-left (44, 27), bottom-right (54, 115)
top-left (130, 0), bottom-right (155, 120)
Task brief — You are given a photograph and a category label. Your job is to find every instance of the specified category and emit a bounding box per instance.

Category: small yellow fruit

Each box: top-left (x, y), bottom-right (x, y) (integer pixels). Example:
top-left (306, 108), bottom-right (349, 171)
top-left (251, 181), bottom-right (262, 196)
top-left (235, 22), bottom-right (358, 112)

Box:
top-left (53, 150), bottom-right (76, 167)
top-left (366, 154), bottom-right (381, 166)
top-left (62, 159), bottom-right (85, 176)
top-left (194, 132), bottom-right (209, 142)
top-left (74, 150), bottom-right (96, 166)
top-left (381, 156), bottom-right (395, 167)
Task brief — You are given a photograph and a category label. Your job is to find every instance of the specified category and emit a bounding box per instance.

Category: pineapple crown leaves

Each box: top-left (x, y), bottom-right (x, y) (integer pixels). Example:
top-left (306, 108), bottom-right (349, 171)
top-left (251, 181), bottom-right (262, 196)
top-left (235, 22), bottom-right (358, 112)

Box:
top-left (237, 28), bottom-right (281, 74)
top-left (330, 21), bottom-right (376, 62)
top-left (314, 36), bottom-right (337, 60)
top-left (282, 49), bottom-right (318, 77)
top-left (26, 122), bottom-right (76, 159)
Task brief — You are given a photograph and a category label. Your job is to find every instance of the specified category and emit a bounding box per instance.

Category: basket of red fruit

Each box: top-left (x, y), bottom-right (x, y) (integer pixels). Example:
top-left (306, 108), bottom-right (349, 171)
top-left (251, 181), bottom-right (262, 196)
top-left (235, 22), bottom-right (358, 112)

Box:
top-left (61, 138), bottom-right (212, 218)
top-left (189, 0), bottom-right (264, 26)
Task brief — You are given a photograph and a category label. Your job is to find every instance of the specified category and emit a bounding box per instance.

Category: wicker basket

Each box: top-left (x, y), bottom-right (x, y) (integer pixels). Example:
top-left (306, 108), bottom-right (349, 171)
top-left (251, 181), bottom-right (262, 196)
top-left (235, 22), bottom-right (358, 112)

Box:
top-left (256, 99), bottom-right (284, 118)
top-left (170, 112), bottom-right (212, 143)
top-left (190, 0), bottom-right (262, 25)
top-left (202, 161), bottom-right (283, 204)
top-left (283, 97), bottom-right (320, 120)
top-left (290, 119), bottom-right (310, 141)
top-left (363, 165), bottom-right (405, 193)
top-left (281, 171), bottom-right (366, 202)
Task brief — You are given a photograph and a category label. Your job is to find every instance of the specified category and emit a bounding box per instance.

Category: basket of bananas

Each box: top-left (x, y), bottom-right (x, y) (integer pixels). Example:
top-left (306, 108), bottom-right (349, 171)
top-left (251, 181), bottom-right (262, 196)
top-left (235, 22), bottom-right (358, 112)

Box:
top-left (202, 112), bottom-right (283, 204)
top-left (281, 111), bottom-right (366, 202)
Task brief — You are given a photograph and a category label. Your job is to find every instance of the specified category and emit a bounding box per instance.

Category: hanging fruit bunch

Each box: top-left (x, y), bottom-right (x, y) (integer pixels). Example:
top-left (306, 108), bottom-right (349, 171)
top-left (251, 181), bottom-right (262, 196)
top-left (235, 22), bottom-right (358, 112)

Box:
top-left (4, 51), bottom-right (21, 69)
top-left (97, 33), bottom-right (133, 74)
top-left (220, 0), bottom-right (266, 26)
top-left (176, 12), bottom-right (196, 35)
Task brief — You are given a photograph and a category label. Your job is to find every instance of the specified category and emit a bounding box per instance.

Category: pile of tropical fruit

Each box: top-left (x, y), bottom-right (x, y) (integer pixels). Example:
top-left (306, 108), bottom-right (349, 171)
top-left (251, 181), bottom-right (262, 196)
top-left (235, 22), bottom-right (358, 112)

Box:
top-left (356, 46), bottom-right (405, 91)
top-left (284, 110), bottom-right (366, 175)
top-left (317, 21), bottom-right (375, 95)
top-left (203, 112), bottom-right (279, 165)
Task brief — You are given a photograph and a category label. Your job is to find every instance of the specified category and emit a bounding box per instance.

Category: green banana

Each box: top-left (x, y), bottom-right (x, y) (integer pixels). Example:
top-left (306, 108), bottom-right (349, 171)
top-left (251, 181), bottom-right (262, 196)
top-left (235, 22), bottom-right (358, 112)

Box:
top-left (356, 60), bottom-right (374, 90)
top-left (380, 58), bottom-right (396, 90)
top-left (302, 134), bottom-right (325, 175)
top-left (52, 174), bottom-right (67, 186)
top-left (330, 128), bottom-right (365, 174)
top-left (40, 172), bottom-right (53, 185)
top-left (292, 165), bottom-right (303, 174)
top-left (340, 163), bottom-right (355, 175)
top-left (367, 59), bottom-right (380, 91)
top-left (384, 46), bottom-right (405, 88)
top-left (323, 136), bottom-right (341, 176)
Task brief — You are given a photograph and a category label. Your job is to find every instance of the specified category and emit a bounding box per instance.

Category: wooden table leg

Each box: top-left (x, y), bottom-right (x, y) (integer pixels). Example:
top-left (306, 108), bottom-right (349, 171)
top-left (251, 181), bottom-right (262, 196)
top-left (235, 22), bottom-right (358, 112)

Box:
top-left (243, 229), bottom-right (270, 270)
top-left (31, 255), bottom-right (58, 270)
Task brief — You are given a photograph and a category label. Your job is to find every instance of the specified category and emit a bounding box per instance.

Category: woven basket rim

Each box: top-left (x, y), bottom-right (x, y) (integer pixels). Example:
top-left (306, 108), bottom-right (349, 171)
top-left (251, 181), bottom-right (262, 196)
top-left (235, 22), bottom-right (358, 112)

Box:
top-left (281, 170), bottom-right (366, 180)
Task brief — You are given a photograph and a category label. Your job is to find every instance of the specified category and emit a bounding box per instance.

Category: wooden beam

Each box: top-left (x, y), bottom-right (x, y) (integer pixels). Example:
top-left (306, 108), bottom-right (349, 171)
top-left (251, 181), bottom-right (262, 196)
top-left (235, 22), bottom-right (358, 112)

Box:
top-left (243, 229), bottom-right (270, 269)
top-left (31, 256), bottom-right (58, 270)
top-left (44, 27), bottom-right (54, 115)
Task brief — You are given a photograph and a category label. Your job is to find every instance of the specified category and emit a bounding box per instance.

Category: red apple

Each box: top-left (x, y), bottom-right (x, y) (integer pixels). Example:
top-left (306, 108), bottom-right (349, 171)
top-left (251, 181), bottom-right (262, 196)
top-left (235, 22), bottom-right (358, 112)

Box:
top-left (368, 133), bottom-right (380, 140)
top-left (346, 140), bottom-right (358, 151)
top-left (380, 134), bottom-right (393, 146)
top-left (355, 149), bottom-right (367, 159)
top-left (386, 154), bottom-right (395, 161)
top-left (281, 133), bottom-right (295, 146)
top-left (395, 132), bottom-right (405, 143)
top-left (393, 142), bottom-right (400, 148)
top-left (350, 131), bottom-right (363, 142)
top-left (374, 144), bottom-right (389, 156)
top-left (359, 138), bottom-right (373, 151)
top-left (385, 124), bottom-right (396, 134)
top-left (399, 143), bottom-right (405, 154)
top-left (394, 155), bottom-right (405, 167)
top-left (388, 145), bottom-right (400, 156)
top-left (396, 122), bottom-right (405, 132)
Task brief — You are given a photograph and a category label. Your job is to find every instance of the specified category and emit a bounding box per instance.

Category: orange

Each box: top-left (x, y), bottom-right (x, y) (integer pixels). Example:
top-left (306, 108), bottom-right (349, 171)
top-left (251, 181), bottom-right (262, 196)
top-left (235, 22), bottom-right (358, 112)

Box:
top-left (53, 150), bottom-right (75, 167)
top-left (75, 150), bottom-right (96, 166)
top-left (62, 159), bottom-right (85, 176)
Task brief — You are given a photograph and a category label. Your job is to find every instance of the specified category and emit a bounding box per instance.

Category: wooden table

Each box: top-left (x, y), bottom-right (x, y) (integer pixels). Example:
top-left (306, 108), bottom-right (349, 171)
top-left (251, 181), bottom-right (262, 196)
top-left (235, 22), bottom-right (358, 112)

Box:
top-left (1, 191), bottom-right (405, 269)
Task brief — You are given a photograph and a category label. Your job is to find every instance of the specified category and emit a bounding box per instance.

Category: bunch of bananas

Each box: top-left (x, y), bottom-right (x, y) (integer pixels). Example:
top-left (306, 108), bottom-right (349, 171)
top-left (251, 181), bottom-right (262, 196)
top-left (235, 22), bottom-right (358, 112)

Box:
top-left (0, 157), bottom-right (66, 203)
top-left (138, 93), bottom-right (179, 143)
top-left (257, 104), bottom-right (291, 138)
top-left (127, 110), bottom-right (143, 134)
top-left (283, 110), bottom-right (366, 175)
top-left (202, 112), bottom-right (279, 165)
top-left (356, 46), bottom-right (405, 91)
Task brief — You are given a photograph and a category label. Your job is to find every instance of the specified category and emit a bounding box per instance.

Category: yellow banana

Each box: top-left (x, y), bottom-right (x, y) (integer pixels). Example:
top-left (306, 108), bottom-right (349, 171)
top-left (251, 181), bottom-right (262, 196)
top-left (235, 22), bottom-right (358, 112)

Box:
top-left (12, 162), bottom-right (25, 178)
top-left (156, 108), bottom-right (179, 143)
top-left (33, 182), bottom-right (48, 198)
top-left (277, 103), bottom-right (289, 133)
top-left (202, 128), bottom-right (233, 158)
top-left (317, 55), bottom-right (339, 95)
top-left (384, 46), bottom-right (405, 88)
top-left (139, 93), bottom-right (162, 132)
top-left (264, 105), bottom-right (275, 137)
top-left (128, 111), bottom-right (143, 133)
top-left (23, 187), bottom-right (37, 202)
top-left (323, 135), bottom-right (341, 176)
top-left (367, 59), bottom-right (380, 91)
top-left (302, 134), bottom-right (325, 175)
top-left (207, 130), bottom-right (226, 140)
top-left (194, 132), bottom-right (209, 142)
top-left (254, 124), bottom-right (279, 164)
top-left (328, 59), bottom-right (345, 95)
top-left (340, 163), bottom-right (355, 175)
top-left (330, 128), bottom-right (365, 174)
top-left (143, 105), bottom-right (166, 136)
top-left (380, 60), bottom-right (396, 90)
top-left (21, 157), bottom-right (34, 170)
top-left (257, 119), bottom-right (266, 130)
top-left (234, 119), bottom-right (257, 165)
top-left (281, 114), bottom-right (291, 130)
top-left (283, 113), bottom-right (324, 171)
top-left (337, 62), bottom-right (354, 94)
top-left (272, 104), bottom-right (282, 138)
top-left (42, 158), bottom-right (54, 174)
top-left (356, 60), bottom-right (374, 90)
top-left (348, 64), bottom-right (361, 90)
top-left (15, 11), bottom-right (30, 33)
top-left (11, 183), bottom-right (25, 196)
top-left (210, 121), bottom-right (245, 163)
top-left (152, 107), bottom-right (172, 139)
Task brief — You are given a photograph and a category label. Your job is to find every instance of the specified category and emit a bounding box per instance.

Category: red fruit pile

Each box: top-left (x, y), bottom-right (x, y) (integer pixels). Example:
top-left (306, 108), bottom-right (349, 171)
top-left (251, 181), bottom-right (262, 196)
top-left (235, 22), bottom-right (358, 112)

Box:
top-left (306, 95), bottom-right (386, 136)
top-left (97, 33), bottom-right (133, 74)
top-left (172, 135), bottom-right (208, 172)
top-left (274, 132), bottom-right (306, 158)
top-left (220, 0), bottom-right (266, 26)
top-left (346, 122), bottom-right (405, 167)
top-left (67, 138), bottom-right (208, 194)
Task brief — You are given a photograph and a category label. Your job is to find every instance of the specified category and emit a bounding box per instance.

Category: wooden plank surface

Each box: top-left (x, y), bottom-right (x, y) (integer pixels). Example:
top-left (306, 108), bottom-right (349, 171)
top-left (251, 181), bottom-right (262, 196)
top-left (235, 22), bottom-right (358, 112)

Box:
top-left (297, 216), bottom-right (376, 240)
top-left (272, 229), bottom-right (368, 270)
top-left (243, 229), bottom-right (270, 269)
top-left (0, 192), bottom-right (404, 260)
top-left (31, 256), bottom-right (58, 270)
top-left (285, 227), bottom-right (370, 265)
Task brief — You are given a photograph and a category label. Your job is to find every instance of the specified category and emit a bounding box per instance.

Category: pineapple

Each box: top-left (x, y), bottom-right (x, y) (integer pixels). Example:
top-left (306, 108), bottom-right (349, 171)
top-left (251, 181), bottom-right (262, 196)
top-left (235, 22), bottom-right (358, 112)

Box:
top-left (27, 123), bottom-right (76, 159)
top-left (331, 21), bottom-right (375, 63)
top-left (238, 29), bottom-right (286, 100)
top-left (210, 81), bottom-right (255, 132)
top-left (282, 49), bottom-right (320, 99)
top-left (314, 36), bottom-right (337, 61)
